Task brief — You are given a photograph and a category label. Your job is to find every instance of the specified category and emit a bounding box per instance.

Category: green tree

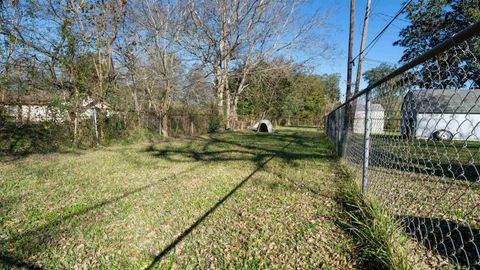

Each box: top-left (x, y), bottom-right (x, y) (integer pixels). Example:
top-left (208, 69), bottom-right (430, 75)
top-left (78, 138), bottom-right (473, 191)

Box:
top-left (394, 0), bottom-right (480, 88)
top-left (286, 74), bottom-right (340, 125)
top-left (236, 60), bottom-right (295, 123)
top-left (235, 57), bottom-right (340, 127)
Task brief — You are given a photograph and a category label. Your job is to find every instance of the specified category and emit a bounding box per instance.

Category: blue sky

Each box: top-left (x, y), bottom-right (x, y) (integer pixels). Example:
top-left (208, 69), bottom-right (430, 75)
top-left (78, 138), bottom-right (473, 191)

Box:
top-left (305, 0), bottom-right (410, 100)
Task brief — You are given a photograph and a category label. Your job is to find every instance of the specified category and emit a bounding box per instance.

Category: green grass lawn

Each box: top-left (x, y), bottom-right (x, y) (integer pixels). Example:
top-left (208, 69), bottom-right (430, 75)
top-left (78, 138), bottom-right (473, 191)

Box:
top-left (0, 127), bottom-right (356, 269)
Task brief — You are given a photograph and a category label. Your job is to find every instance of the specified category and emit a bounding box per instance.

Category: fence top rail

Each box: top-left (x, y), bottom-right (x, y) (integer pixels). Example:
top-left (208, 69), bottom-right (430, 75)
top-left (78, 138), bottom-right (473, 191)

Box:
top-left (329, 21), bottom-right (480, 116)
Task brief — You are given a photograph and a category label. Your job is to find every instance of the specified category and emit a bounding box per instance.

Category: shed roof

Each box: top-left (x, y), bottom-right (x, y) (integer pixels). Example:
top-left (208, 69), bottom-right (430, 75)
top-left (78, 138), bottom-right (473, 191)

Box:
top-left (404, 89), bottom-right (480, 114)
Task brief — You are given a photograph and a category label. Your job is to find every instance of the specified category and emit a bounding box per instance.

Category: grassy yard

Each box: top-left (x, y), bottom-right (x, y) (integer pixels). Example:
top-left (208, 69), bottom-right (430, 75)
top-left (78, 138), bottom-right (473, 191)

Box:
top-left (0, 127), bottom-right (356, 269)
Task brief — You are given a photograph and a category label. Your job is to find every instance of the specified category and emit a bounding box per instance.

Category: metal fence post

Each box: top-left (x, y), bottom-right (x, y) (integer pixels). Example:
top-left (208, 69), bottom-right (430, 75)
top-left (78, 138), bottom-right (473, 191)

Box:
top-left (362, 91), bottom-right (371, 194)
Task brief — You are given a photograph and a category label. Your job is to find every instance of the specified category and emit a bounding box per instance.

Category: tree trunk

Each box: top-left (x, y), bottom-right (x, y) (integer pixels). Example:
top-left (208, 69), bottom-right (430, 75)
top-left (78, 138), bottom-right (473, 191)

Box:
top-left (226, 89), bottom-right (231, 129)
top-left (26, 105), bottom-right (31, 123)
top-left (93, 107), bottom-right (99, 146)
top-left (158, 112), bottom-right (162, 135)
top-left (189, 113), bottom-right (194, 135)
top-left (73, 114), bottom-right (78, 144)
top-left (98, 107), bottom-right (104, 142)
top-left (133, 86), bottom-right (141, 128)
top-left (230, 94), bottom-right (240, 130)
top-left (214, 72), bottom-right (225, 118)
top-left (160, 92), bottom-right (169, 137)
top-left (161, 113), bottom-right (168, 137)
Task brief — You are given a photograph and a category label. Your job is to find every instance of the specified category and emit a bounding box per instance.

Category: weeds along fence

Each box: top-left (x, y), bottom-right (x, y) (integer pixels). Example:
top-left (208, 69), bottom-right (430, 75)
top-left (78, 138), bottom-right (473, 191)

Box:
top-left (326, 22), bottom-right (480, 268)
top-left (0, 109), bottom-right (217, 155)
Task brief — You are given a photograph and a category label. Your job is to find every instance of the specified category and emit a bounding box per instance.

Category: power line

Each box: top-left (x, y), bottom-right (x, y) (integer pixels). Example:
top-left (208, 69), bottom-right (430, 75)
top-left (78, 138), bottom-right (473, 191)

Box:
top-left (350, 0), bottom-right (413, 64)
top-left (373, 14), bottom-right (403, 30)
top-left (363, 57), bottom-right (396, 65)
top-left (370, 0), bottom-right (379, 13)
top-left (374, 12), bottom-right (410, 23)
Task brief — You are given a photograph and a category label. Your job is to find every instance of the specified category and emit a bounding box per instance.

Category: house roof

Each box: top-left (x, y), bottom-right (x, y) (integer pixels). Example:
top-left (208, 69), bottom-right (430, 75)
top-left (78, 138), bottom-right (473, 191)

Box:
top-left (404, 89), bottom-right (480, 114)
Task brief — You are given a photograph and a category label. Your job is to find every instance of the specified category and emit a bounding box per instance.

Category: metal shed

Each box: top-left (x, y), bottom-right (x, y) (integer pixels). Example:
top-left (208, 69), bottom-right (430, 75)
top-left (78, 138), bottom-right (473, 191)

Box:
top-left (401, 89), bottom-right (480, 141)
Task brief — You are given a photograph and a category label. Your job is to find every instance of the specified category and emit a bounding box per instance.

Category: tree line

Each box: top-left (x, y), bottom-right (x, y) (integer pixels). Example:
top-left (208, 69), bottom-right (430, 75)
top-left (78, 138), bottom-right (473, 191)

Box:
top-left (0, 0), bottom-right (338, 144)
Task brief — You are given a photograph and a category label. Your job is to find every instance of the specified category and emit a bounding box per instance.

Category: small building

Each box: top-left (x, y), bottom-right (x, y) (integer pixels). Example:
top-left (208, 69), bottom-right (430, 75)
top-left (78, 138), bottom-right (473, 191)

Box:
top-left (401, 89), bottom-right (480, 141)
top-left (353, 103), bottom-right (385, 134)
top-left (1, 91), bottom-right (68, 122)
top-left (1, 91), bottom-right (111, 123)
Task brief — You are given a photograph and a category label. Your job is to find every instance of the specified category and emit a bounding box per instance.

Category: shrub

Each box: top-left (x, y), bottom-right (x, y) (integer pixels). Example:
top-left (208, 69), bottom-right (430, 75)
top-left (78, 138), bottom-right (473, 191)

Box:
top-left (0, 121), bottom-right (66, 155)
top-left (208, 112), bottom-right (221, 133)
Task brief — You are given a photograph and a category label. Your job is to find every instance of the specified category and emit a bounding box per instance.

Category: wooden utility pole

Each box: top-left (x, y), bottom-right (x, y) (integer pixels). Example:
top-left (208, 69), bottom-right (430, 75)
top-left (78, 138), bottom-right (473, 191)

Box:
top-left (343, 0), bottom-right (355, 135)
top-left (346, 0), bottom-right (355, 102)
top-left (354, 0), bottom-right (371, 94)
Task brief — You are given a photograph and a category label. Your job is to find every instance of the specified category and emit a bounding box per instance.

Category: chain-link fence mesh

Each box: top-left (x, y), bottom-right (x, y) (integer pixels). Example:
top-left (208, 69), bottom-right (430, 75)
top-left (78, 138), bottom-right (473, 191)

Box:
top-left (327, 23), bottom-right (480, 268)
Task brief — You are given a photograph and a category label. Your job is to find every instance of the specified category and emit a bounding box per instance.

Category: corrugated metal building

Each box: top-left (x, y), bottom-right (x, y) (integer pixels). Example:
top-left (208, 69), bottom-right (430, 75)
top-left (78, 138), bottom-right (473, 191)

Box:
top-left (401, 89), bottom-right (480, 141)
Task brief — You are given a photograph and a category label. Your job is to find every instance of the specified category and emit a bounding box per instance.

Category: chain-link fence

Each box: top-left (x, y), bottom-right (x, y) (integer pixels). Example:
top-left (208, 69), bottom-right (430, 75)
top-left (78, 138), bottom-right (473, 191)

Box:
top-left (327, 22), bottom-right (480, 268)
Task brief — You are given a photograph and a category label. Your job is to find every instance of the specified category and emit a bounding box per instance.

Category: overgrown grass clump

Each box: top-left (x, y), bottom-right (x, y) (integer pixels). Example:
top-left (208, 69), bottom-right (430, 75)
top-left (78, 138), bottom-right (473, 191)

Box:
top-left (337, 175), bottom-right (417, 270)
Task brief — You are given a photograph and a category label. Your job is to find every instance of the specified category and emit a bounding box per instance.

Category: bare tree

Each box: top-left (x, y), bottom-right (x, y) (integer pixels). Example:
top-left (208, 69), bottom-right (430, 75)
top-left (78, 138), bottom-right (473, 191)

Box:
top-left (0, 0), bottom-right (333, 142)
top-left (127, 0), bottom-right (183, 137)
top-left (114, 26), bottom-right (143, 127)
top-left (180, 0), bottom-right (329, 128)
top-left (0, 0), bottom-right (90, 140)
top-left (180, 65), bottom-right (214, 110)
top-left (73, 0), bottom-right (127, 140)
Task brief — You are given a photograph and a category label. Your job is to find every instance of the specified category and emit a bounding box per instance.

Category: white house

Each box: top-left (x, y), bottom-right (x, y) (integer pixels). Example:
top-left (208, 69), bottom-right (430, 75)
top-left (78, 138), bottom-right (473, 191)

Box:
top-left (1, 91), bottom-right (111, 123)
top-left (401, 89), bottom-right (480, 141)
top-left (353, 103), bottom-right (385, 134)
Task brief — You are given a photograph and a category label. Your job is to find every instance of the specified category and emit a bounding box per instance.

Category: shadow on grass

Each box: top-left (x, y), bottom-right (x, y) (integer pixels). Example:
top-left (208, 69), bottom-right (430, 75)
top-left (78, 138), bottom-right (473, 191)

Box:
top-left (0, 255), bottom-right (43, 270)
top-left (144, 131), bottom-right (335, 167)
top-left (144, 131), bottom-right (339, 268)
top-left (369, 147), bottom-right (480, 183)
top-left (0, 165), bottom-right (204, 269)
top-left (1, 129), bottom-right (333, 268)
top-left (144, 139), bottom-right (295, 269)
top-left (397, 215), bottom-right (480, 268)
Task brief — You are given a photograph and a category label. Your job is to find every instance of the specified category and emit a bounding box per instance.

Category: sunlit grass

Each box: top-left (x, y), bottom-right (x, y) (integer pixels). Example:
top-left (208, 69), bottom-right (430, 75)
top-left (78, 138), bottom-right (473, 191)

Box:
top-left (0, 128), bottom-right (356, 269)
